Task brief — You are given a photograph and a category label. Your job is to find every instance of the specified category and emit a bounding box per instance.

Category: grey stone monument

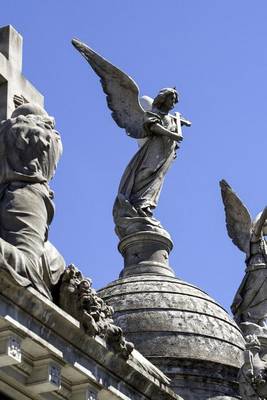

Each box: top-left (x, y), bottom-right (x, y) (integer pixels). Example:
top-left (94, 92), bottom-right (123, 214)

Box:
top-left (0, 25), bottom-right (181, 400)
top-left (72, 40), bottom-right (245, 399)
top-left (0, 24), bottom-right (252, 400)
top-left (221, 180), bottom-right (267, 400)
top-left (0, 24), bottom-right (133, 360)
top-left (0, 28), bottom-right (63, 301)
top-left (0, 26), bottom-right (65, 300)
top-left (72, 39), bottom-right (191, 279)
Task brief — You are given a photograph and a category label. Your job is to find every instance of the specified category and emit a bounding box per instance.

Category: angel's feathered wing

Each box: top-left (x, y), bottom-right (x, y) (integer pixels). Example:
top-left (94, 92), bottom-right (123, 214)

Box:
top-left (220, 180), bottom-right (252, 255)
top-left (72, 39), bottom-right (148, 139)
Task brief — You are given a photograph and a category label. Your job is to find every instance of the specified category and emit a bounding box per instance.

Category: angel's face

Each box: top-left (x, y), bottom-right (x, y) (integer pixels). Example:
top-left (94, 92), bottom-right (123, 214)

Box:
top-left (164, 94), bottom-right (177, 111)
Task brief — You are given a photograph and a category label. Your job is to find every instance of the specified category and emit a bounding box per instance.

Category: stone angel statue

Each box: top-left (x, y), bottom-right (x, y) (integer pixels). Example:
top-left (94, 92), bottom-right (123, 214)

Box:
top-left (220, 179), bottom-right (267, 330)
top-left (72, 39), bottom-right (191, 240)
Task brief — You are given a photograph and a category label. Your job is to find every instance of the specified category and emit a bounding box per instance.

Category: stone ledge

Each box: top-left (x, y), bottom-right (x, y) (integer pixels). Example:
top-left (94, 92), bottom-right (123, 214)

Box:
top-left (0, 269), bottom-right (181, 400)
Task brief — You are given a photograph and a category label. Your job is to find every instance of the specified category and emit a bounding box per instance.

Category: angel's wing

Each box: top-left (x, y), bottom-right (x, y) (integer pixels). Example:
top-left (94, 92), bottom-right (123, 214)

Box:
top-left (220, 179), bottom-right (252, 254)
top-left (72, 39), bottom-right (148, 139)
top-left (139, 95), bottom-right (153, 111)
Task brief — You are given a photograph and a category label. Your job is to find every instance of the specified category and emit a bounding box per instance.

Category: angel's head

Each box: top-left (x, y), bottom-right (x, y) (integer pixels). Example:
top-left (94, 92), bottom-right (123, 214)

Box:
top-left (153, 88), bottom-right (179, 113)
top-left (253, 211), bottom-right (267, 236)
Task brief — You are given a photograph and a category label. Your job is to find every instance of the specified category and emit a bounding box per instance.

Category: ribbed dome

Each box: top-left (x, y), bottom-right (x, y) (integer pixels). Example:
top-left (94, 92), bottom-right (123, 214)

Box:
top-left (99, 274), bottom-right (245, 400)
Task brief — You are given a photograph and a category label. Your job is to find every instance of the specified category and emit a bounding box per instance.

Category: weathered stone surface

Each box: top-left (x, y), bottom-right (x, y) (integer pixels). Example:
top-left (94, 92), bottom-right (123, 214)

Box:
top-left (99, 274), bottom-right (245, 399)
top-left (118, 231), bottom-right (175, 277)
top-left (158, 358), bottom-right (242, 400)
top-left (59, 264), bottom-right (134, 359)
top-left (220, 180), bottom-right (267, 399)
top-left (0, 103), bottom-right (64, 300)
top-left (238, 334), bottom-right (267, 400)
top-left (220, 180), bottom-right (267, 329)
top-left (72, 40), bottom-right (190, 241)
top-left (0, 269), bottom-right (180, 400)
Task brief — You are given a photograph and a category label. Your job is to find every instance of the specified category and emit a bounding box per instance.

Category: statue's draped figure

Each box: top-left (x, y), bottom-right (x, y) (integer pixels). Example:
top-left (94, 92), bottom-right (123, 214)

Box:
top-left (220, 180), bottom-right (267, 329)
top-left (232, 232), bottom-right (267, 328)
top-left (113, 101), bottom-right (179, 239)
top-left (71, 41), bottom-right (190, 240)
top-left (0, 103), bottom-right (65, 299)
top-left (117, 111), bottom-right (177, 212)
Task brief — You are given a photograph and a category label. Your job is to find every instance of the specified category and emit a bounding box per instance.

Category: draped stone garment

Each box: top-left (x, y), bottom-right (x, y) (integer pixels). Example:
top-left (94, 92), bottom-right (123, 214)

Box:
top-left (0, 114), bottom-right (64, 299)
top-left (113, 111), bottom-right (178, 239)
top-left (232, 239), bottom-right (267, 327)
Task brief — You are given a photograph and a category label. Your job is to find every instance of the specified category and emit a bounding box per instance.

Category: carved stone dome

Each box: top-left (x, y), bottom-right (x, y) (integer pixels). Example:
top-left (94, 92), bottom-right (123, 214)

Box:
top-left (99, 273), bottom-right (245, 400)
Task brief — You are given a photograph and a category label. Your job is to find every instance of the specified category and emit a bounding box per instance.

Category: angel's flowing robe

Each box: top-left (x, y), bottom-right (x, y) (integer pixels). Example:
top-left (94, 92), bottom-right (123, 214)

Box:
top-left (232, 238), bottom-right (267, 327)
top-left (0, 114), bottom-right (65, 299)
top-left (113, 111), bottom-right (178, 239)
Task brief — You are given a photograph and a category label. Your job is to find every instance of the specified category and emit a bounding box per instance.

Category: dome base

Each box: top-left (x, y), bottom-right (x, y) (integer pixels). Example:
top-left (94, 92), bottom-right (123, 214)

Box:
top-left (118, 231), bottom-right (175, 277)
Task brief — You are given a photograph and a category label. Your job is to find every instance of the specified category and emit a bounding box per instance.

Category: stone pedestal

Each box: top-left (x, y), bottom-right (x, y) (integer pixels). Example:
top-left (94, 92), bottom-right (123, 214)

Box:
top-left (118, 231), bottom-right (175, 278)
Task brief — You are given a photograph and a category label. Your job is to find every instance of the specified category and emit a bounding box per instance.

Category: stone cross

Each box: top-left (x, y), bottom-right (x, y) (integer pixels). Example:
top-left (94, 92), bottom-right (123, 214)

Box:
top-left (0, 25), bottom-right (44, 122)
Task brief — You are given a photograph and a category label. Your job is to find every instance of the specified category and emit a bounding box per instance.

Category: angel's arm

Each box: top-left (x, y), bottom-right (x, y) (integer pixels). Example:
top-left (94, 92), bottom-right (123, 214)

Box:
top-left (144, 113), bottom-right (183, 142)
top-left (150, 123), bottom-right (183, 142)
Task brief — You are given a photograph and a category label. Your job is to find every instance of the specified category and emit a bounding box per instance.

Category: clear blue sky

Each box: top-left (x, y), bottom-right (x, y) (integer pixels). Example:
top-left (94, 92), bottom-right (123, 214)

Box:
top-left (1, 1), bottom-right (267, 313)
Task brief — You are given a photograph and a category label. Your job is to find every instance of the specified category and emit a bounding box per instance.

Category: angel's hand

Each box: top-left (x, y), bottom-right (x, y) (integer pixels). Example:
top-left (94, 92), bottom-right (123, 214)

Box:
top-left (150, 123), bottom-right (183, 142)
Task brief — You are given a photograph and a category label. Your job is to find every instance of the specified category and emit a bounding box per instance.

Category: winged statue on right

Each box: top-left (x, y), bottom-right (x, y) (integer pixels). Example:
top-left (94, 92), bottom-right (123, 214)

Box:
top-left (220, 179), bottom-right (267, 331)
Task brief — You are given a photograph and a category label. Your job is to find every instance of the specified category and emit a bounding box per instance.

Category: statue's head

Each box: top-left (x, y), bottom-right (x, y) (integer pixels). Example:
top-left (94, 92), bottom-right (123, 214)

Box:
top-left (153, 88), bottom-right (179, 112)
top-left (1, 102), bottom-right (62, 183)
top-left (12, 103), bottom-right (48, 118)
top-left (11, 103), bottom-right (55, 129)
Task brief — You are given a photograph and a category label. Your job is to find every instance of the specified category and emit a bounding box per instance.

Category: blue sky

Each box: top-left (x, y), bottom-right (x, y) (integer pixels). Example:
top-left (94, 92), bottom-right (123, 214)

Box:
top-left (1, 1), bottom-right (267, 313)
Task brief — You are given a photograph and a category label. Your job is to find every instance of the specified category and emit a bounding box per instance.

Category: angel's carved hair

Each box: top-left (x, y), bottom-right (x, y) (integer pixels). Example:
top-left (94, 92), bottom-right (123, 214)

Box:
top-left (153, 88), bottom-right (179, 109)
